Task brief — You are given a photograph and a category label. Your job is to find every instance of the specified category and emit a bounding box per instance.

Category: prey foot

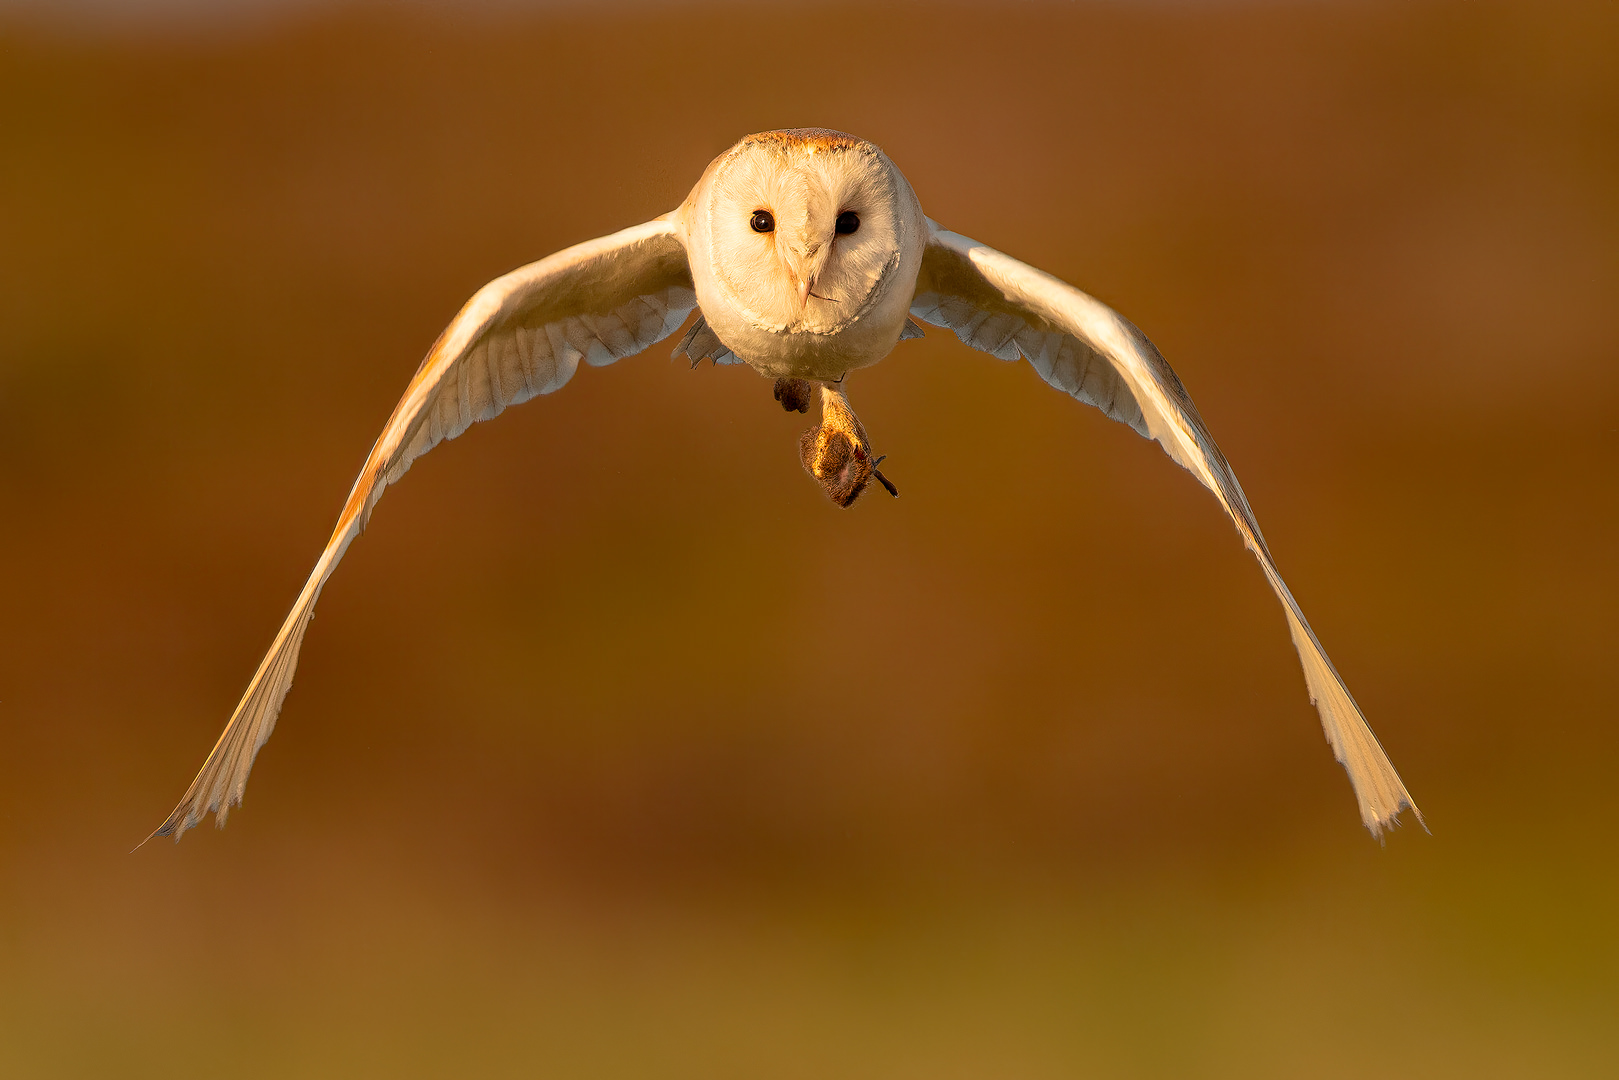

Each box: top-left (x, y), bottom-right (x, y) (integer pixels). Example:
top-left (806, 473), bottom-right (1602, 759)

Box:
top-left (871, 455), bottom-right (900, 498)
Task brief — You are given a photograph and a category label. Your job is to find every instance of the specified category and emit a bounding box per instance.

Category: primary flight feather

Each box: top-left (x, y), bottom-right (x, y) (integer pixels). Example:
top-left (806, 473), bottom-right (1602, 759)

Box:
top-left (150, 128), bottom-right (1419, 842)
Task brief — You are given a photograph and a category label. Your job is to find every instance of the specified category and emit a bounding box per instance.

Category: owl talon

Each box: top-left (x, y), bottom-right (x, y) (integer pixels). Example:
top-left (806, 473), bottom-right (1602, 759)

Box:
top-left (773, 378), bottom-right (814, 413)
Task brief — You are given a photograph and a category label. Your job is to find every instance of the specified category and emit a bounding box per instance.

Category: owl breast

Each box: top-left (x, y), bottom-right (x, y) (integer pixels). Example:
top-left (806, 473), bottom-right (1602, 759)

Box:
top-left (693, 251), bottom-right (917, 380)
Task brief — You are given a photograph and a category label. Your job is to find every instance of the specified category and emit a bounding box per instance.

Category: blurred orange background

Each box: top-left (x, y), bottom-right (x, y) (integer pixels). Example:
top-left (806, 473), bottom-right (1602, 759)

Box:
top-left (1, 1), bottom-right (1615, 1076)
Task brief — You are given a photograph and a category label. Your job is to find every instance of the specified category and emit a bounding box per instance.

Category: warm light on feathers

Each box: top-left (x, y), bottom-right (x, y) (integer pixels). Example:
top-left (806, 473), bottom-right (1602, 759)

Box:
top-left (149, 128), bottom-right (1419, 845)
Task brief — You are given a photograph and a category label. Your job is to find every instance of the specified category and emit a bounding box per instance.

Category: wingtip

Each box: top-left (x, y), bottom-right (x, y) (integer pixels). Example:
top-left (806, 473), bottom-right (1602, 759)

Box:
top-left (1362, 795), bottom-right (1427, 843)
top-left (135, 794), bottom-right (230, 852)
top-left (131, 817), bottom-right (181, 853)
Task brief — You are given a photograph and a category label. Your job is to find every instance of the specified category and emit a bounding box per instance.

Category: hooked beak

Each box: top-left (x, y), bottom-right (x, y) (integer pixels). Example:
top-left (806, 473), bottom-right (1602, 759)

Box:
top-left (787, 241), bottom-right (832, 311)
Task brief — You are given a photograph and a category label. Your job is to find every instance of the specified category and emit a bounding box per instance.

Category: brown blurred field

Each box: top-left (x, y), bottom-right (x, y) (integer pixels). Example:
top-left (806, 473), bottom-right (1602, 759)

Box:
top-left (1, 1), bottom-right (1615, 1076)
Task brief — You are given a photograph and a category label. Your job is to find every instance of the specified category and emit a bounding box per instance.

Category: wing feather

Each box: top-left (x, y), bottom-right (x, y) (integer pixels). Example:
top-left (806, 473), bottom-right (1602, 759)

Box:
top-left (915, 224), bottom-right (1418, 837)
top-left (670, 313), bottom-right (744, 367)
top-left (150, 218), bottom-right (695, 841)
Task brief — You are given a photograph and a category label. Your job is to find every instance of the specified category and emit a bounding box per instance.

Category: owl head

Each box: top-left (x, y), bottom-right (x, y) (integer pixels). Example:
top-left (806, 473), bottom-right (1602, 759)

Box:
top-left (686, 129), bottom-right (925, 340)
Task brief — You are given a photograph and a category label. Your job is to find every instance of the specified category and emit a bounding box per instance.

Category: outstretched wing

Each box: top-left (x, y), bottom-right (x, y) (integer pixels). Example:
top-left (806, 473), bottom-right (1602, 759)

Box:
top-left (151, 218), bottom-right (696, 841)
top-left (913, 223), bottom-right (1419, 837)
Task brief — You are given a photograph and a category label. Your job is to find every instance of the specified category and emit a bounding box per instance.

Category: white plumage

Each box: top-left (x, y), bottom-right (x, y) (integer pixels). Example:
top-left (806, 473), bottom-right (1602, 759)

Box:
top-left (150, 128), bottom-right (1419, 842)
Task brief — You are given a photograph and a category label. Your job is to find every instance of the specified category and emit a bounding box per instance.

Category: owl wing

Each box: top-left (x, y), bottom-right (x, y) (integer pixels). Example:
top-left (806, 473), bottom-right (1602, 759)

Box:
top-left (912, 222), bottom-right (1419, 837)
top-left (150, 217), bottom-right (696, 841)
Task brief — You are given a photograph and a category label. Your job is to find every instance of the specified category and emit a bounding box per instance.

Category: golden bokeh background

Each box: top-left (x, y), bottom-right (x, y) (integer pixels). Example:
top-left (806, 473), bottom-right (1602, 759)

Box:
top-left (1, 1), bottom-right (1615, 1075)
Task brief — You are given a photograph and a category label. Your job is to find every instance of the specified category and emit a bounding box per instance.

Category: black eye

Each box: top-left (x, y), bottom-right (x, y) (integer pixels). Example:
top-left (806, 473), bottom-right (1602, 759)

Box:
top-left (750, 210), bottom-right (774, 233)
top-left (835, 211), bottom-right (860, 235)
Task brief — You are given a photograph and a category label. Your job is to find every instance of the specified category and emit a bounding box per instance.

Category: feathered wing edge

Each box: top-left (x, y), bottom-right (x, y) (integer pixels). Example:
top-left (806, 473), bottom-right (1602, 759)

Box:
top-left (147, 218), bottom-right (696, 842)
top-left (915, 225), bottom-right (1421, 837)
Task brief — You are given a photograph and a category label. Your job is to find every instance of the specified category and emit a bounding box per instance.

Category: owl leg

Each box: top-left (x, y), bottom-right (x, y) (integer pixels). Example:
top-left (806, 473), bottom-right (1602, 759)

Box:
top-left (797, 382), bottom-right (898, 507)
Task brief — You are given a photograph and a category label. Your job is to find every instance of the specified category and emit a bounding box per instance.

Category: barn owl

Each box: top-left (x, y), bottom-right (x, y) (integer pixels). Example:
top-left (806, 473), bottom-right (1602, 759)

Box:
top-left (150, 128), bottom-right (1420, 842)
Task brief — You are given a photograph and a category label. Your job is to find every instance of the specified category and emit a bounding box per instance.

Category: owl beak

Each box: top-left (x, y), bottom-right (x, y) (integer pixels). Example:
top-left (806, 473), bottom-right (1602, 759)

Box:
top-left (788, 241), bottom-right (831, 310)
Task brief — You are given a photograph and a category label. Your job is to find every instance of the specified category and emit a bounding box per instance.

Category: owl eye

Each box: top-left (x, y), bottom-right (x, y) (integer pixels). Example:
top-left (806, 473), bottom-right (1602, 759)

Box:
top-left (835, 211), bottom-right (860, 235)
top-left (750, 210), bottom-right (775, 233)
